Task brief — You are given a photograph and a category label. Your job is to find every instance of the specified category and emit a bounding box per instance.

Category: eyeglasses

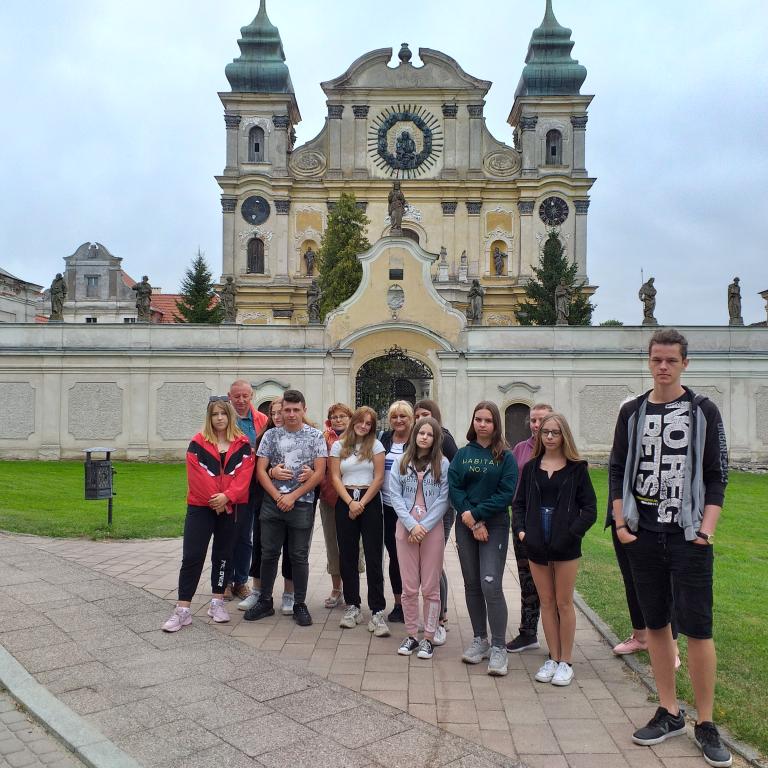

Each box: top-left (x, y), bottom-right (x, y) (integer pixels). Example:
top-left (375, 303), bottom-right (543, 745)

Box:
top-left (209, 395), bottom-right (230, 403)
top-left (541, 429), bottom-right (562, 438)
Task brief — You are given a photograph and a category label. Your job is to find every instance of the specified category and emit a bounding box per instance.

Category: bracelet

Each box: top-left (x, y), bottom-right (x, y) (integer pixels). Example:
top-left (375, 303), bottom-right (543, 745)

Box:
top-left (615, 524), bottom-right (628, 532)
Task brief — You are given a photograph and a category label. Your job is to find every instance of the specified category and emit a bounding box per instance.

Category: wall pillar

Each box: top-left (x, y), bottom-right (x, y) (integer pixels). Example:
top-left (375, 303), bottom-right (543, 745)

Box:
top-left (571, 114), bottom-right (588, 177)
top-left (518, 201), bottom-right (535, 277)
top-left (441, 201), bottom-right (458, 275)
top-left (327, 104), bottom-right (344, 179)
top-left (224, 113), bottom-right (241, 172)
top-left (271, 114), bottom-right (290, 177)
top-left (466, 202), bottom-right (482, 276)
top-left (574, 200), bottom-right (589, 280)
top-left (274, 199), bottom-right (290, 280)
top-left (520, 115), bottom-right (538, 178)
top-left (352, 105), bottom-right (369, 179)
top-left (221, 198), bottom-right (237, 276)
top-left (442, 103), bottom-right (458, 178)
top-left (467, 104), bottom-right (484, 173)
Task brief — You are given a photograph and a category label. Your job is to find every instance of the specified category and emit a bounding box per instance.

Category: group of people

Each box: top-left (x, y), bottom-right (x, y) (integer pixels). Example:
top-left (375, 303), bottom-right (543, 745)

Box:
top-left (161, 325), bottom-right (732, 768)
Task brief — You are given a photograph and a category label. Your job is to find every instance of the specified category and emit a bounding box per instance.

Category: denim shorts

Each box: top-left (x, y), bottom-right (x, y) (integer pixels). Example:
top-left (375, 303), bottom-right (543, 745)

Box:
top-left (623, 527), bottom-right (714, 639)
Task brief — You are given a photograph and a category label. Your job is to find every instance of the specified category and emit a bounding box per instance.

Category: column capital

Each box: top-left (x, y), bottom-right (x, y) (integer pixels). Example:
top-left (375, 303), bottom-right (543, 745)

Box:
top-left (570, 114), bottom-right (589, 129)
top-left (441, 201), bottom-right (458, 215)
top-left (327, 104), bottom-right (344, 119)
top-left (519, 115), bottom-right (538, 131)
top-left (442, 103), bottom-right (458, 119)
top-left (224, 113), bottom-right (241, 129)
top-left (466, 201), bottom-right (482, 215)
top-left (574, 199), bottom-right (590, 214)
top-left (275, 199), bottom-right (291, 215)
top-left (272, 114), bottom-right (290, 130)
top-left (467, 104), bottom-right (484, 118)
top-left (221, 197), bottom-right (237, 213)
top-left (518, 201), bottom-right (535, 215)
top-left (352, 105), bottom-right (369, 119)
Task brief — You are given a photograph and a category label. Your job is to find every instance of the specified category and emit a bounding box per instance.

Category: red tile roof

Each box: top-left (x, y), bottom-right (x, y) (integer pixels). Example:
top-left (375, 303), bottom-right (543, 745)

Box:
top-left (150, 294), bottom-right (184, 324)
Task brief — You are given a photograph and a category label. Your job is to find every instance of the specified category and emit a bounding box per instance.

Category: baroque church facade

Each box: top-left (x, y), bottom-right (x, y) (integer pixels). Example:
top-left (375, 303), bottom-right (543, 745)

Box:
top-left (218, 0), bottom-right (595, 327)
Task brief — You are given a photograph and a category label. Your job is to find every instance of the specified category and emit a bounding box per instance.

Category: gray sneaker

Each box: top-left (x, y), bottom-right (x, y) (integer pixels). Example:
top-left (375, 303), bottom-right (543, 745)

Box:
top-left (487, 646), bottom-right (509, 676)
top-left (461, 636), bottom-right (490, 664)
top-left (281, 592), bottom-right (295, 615)
top-left (238, 589), bottom-right (261, 611)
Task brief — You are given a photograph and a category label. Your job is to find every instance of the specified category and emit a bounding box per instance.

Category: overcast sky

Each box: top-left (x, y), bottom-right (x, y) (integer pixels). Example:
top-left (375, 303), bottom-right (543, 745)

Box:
top-left (1, 1), bottom-right (766, 325)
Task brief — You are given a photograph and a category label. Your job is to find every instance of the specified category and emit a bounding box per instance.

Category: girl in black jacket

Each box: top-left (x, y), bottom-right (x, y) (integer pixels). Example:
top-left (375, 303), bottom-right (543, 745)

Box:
top-left (512, 412), bottom-right (596, 687)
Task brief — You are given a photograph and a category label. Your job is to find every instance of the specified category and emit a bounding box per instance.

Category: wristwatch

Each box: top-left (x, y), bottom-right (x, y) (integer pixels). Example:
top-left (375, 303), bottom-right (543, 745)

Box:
top-left (695, 530), bottom-right (713, 543)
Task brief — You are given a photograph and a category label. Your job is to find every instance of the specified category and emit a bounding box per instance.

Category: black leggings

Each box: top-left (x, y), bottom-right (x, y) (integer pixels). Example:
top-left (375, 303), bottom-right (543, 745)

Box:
top-left (382, 502), bottom-right (402, 597)
top-left (249, 486), bottom-right (292, 581)
top-left (178, 505), bottom-right (236, 602)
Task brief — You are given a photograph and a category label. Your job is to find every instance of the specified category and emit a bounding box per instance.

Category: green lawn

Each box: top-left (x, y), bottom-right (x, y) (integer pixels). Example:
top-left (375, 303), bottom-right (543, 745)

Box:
top-left (0, 461), bottom-right (187, 539)
top-left (581, 468), bottom-right (768, 757)
top-left (0, 460), bottom-right (765, 756)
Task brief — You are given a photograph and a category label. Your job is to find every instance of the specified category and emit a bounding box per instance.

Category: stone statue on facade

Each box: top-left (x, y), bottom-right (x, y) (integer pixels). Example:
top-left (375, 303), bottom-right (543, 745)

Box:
top-left (50, 273), bottom-right (67, 322)
top-left (467, 279), bottom-right (485, 322)
top-left (304, 247), bottom-right (316, 276)
top-left (133, 275), bottom-right (152, 323)
top-left (221, 276), bottom-right (237, 323)
top-left (388, 181), bottom-right (406, 232)
top-left (639, 276), bottom-right (657, 326)
top-left (307, 280), bottom-right (321, 324)
top-left (728, 277), bottom-right (743, 326)
top-left (555, 280), bottom-right (570, 325)
top-left (493, 247), bottom-right (506, 276)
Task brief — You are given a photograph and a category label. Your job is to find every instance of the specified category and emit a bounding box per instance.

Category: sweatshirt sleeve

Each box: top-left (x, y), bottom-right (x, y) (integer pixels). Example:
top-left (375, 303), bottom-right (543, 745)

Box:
top-left (448, 450), bottom-right (470, 513)
top-left (223, 443), bottom-right (255, 505)
top-left (441, 432), bottom-right (458, 462)
top-left (473, 452), bottom-right (518, 521)
top-left (388, 456), bottom-right (419, 531)
top-left (569, 463), bottom-right (598, 538)
top-left (419, 458), bottom-right (450, 532)
top-left (609, 403), bottom-right (631, 501)
top-left (701, 399), bottom-right (728, 506)
top-left (511, 461), bottom-right (531, 535)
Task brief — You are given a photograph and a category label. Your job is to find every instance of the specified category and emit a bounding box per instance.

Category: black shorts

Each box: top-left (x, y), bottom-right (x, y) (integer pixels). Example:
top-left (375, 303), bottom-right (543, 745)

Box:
top-left (623, 527), bottom-right (714, 640)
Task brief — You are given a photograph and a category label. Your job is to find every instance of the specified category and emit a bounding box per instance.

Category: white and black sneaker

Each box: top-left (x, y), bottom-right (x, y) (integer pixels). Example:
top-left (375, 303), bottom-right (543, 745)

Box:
top-left (632, 706), bottom-right (686, 745)
top-left (398, 636), bottom-right (419, 656)
top-left (417, 638), bottom-right (434, 659)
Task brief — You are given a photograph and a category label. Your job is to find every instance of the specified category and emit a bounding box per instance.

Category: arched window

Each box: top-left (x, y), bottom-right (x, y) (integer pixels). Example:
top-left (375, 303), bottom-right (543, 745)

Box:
top-left (546, 130), bottom-right (562, 165)
top-left (402, 228), bottom-right (419, 244)
top-left (248, 126), bottom-right (265, 162)
top-left (247, 238), bottom-right (265, 274)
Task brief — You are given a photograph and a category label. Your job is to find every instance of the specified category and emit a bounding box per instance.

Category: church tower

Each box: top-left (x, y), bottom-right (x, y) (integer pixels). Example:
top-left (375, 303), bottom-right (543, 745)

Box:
top-left (508, 0), bottom-right (594, 283)
top-left (217, 0), bottom-right (303, 322)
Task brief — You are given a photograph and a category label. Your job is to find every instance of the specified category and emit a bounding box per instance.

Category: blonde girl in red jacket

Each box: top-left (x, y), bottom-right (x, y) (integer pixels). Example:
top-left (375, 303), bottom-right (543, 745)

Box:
top-left (162, 397), bottom-right (254, 632)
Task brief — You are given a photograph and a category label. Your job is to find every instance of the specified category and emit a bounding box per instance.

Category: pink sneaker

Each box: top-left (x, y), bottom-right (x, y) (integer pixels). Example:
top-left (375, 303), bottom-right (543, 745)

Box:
top-left (162, 606), bottom-right (191, 633)
top-left (613, 635), bottom-right (647, 655)
top-left (207, 600), bottom-right (230, 623)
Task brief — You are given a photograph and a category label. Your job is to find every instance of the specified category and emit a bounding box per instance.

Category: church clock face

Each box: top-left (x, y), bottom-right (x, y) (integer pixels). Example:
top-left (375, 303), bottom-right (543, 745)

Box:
top-left (539, 196), bottom-right (569, 226)
top-left (241, 195), bottom-right (270, 225)
top-left (368, 106), bottom-right (443, 178)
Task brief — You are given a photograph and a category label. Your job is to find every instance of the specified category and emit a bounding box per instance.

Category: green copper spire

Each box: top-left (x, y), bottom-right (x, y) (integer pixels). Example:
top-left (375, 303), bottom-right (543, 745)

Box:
top-left (516, 0), bottom-right (587, 97)
top-left (225, 0), bottom-right (295, 94)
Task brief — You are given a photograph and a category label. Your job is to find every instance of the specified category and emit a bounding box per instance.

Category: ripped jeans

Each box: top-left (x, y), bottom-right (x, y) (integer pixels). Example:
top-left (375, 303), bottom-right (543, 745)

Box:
top-left (456, 511), bottom-right (509, 648)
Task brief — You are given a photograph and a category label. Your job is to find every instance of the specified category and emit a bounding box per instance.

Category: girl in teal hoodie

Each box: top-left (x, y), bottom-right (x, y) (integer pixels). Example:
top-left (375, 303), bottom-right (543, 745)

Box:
top-left (448, 401), bottom-right (518, 676)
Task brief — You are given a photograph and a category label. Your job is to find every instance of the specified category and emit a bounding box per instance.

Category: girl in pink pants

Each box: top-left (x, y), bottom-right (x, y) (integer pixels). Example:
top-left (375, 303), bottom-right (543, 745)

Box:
top-left (388, 416), bottom-right (450, 660)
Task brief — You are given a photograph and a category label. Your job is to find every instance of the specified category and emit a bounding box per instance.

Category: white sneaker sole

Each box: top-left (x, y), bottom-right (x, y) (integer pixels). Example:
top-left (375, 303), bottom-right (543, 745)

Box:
top-left (461, 652), bottom-right (490, 665)
top-left (551, 674), bottom-right (573, 686)
top-left (632, 725), bottom-right (686, 746)
top-left (487, 665), bottom-right (508, 676)
top-left (368, 622), bottom-right (390, 637)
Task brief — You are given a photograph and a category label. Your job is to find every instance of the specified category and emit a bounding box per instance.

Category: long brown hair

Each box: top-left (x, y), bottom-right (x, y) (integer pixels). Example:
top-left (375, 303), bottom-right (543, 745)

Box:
top-left (202, 400), bottom-right (243, 444)
top-left (338, 406), bottom-right (378, 462)
top-left (400, 416), bottom-right (444, 481)
top-left (466, 400), bottom-right (508, 462)
top-left (532, 412), bottom-right (583, 462)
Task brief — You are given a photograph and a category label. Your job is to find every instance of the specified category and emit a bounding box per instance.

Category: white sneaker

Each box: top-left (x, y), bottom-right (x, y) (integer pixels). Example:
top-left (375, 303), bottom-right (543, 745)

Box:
top-left (238, 590), bottom-right (261, 611)
top-left (368, 610), bottom-right (390, 637)
top-left (487, 646), bottom-right (508, 676)
top-left (432, 624), bottom-right (447, 646)
top-left (281, 592), bottom-right (295, 615)
top-left (535, 659), bottom-right (559, 683)
top-left (551, 661), bottom-right (574, 686)
top-left (461, 636), bottom-right (490, 664)
top-left (340, 605), bottom-right (362, 628)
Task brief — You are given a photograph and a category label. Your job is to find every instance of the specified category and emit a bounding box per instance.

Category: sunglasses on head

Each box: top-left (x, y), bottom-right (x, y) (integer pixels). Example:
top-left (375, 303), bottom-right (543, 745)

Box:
top-left (209, 395), bottom-right (230, 403)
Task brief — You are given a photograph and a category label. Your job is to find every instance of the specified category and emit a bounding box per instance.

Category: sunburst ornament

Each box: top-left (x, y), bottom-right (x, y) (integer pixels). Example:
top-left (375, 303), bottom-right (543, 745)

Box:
top-left (368, 105), bottom-right (443, 178)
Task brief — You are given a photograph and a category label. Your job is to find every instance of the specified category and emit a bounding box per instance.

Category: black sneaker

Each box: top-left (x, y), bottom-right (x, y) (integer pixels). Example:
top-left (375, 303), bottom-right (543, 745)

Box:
top-left (694, 722), bottom-right (732, 767)
top-left (632, 706), bottom-right (686, 745)
top-left (243, 597), bottom-right (274, 622)
top-left (387, 604), bottom-right (404, 623)
top-left (292, 602), bottom-right (313, 626)
top-left (397, 636), bottom-right (419, 656)
top-left (505, 632), bottom-right (540, 653)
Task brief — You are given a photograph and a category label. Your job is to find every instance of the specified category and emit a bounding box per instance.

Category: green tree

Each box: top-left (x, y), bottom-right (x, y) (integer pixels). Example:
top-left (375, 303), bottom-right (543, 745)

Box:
top-left (515, 229), bottom-right (594, 326)
top-left (175, 250), bottom-right (224, 324)
top-left (599, 319), bottom-right (624, 327)
top-left (317, 192), bottom-right (370, 319)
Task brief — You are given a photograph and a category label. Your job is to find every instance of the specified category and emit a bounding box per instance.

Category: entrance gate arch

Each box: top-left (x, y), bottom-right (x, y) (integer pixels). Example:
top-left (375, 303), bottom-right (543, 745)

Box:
top-left (355, 346), bottom-right (433, 421)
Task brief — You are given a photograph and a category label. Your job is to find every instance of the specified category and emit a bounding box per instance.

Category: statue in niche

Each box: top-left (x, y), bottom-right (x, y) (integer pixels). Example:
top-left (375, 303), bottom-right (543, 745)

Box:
top-left (555, 280), bottom-right (570, 325)
top-left (388, 181), bottom-right (406, 232)
top-left (50, 273), bottom-right (67, 321)
top-left (304, 247), bottom-right (316, 276)
top-left (493, 247), bottom-right (506, 276)
top-left (395, 130), bottom-right (417, 168)
top-left (728, 277), bottom-right (743, 326)
top-left (221, 276), bottom-right (237, 323)
top-left (638, 276), bottom-right (657, 326)
top-left (133, 275), bottom-right (153, 323)
top-left (467, 279), bottom-right (485, 322)
top-left (307, 280), bottom-right (321, 324)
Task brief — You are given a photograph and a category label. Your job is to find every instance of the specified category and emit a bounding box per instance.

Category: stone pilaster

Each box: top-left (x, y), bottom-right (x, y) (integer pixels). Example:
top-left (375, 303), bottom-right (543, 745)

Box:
top-left (518, 200), bottom-right (535, 277)
top-left (327, 104), bottom-right (344, 179)
top-left (221, 197), bottom-right (237, 276)
top-left (441, 203), bottom-right (457, 276)
top-left (573, 199), bottom-right (589, 280)
top-left (442, 103), bottom-right (458, 178)
top-left (467, 104), bottom-right (484, 172)
top-left (224, 113), bottom-right (241, 171)
top-left (271, 114), bottom-right (290, 177)
top-left (466, 202), bottom-right (482, 276)
top-left (353, 105), bottom-right (368, 178)
top-left (571, 114), bottom-right (588, 177)
top-left (520, 115), bottom-right (538, 177)
top-left (275, 199), bottom-right (291, 215)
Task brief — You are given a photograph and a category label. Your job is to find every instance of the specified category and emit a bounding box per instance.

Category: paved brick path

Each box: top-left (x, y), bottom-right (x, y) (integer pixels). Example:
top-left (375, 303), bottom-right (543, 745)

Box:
top-left (0, 530), bottom-right (748, 768)
top-left (0, 689), bottom-right (84, 767)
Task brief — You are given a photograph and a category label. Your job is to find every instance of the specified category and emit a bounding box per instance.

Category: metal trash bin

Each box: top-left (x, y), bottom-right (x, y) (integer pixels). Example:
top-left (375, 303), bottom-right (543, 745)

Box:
top-left (84, 447), bottom-right (116, 524)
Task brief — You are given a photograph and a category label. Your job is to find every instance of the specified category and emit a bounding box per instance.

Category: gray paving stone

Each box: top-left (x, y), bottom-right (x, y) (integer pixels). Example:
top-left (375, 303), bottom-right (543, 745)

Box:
top-left (228, 669), bottom-right (316, 702)
top-left (0, 565), bottom-right (30, 587)
top-left (0, 626), bottom-right (72, 654)
top-left (44, 605), bottom-right (107, 632)
top-left (85, 697), bottom-right (184, 737)
top-left (0, 610), bottom-right (50, 633)
top-left (176, 690), bottom-right (269, 729)
top-left (268, 684), bottom-right (360, 723)
top-left (115, 720), bottom-right (221, 765)
top-left (12, 643), bottom-right (94, 675)
top-left (218, 711), bottom-right (317, 757)
top-left (308, 704), bottom-right (411, 748)
top-left (66, 626), bottom-right (140, 652)
top-left (0, 736), bottom-right (25, 754)
top-left (167, 742), bottom-right (257, 768)
top-left (362, 726), bottom-right (471, 768)
top-left (258, 734), bottom-right (372, 768)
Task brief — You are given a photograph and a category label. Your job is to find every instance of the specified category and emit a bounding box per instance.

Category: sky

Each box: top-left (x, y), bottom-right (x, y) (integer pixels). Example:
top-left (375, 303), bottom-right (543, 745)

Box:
top-left (1, 0), bottom-right (766, 325)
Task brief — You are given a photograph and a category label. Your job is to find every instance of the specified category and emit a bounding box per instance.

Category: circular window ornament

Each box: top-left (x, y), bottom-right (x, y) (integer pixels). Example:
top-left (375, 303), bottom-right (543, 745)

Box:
top-left (539, 196), bottom-right (569, 226)
top-left (241, 196), bottom-right (271, 225)
top-left (368, 106), bottom-right (443, 178)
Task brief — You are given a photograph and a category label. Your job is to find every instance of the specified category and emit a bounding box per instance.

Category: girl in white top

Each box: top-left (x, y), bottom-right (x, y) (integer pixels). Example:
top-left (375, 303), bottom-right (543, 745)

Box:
top-left (330, 406), bottom-right (389, 637)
